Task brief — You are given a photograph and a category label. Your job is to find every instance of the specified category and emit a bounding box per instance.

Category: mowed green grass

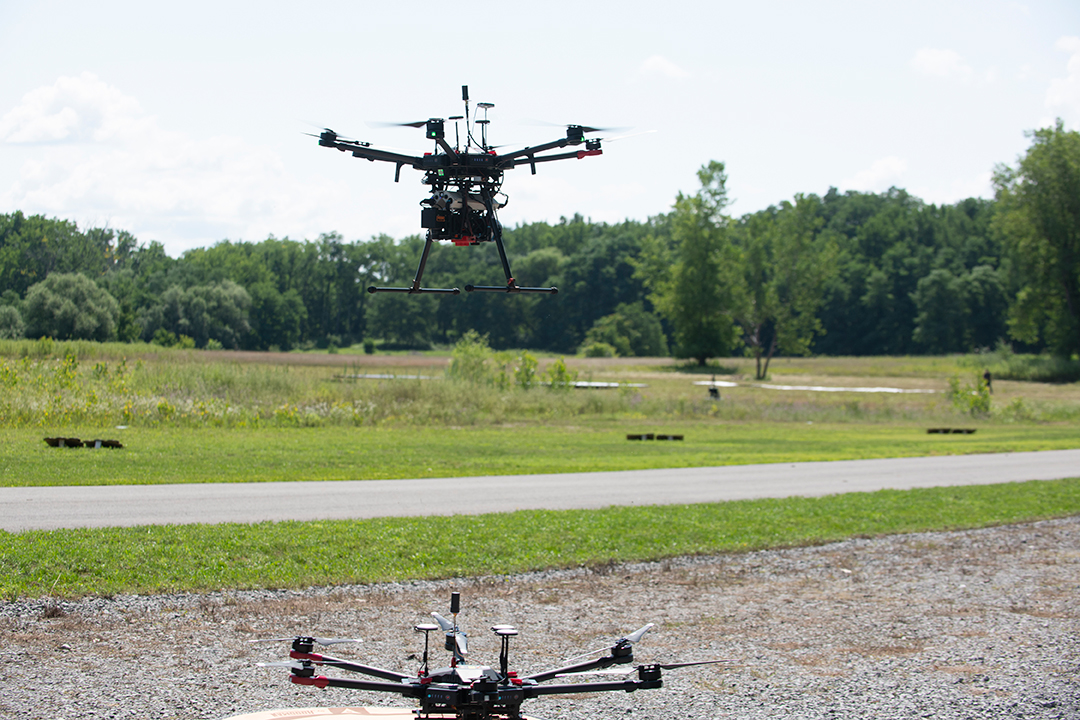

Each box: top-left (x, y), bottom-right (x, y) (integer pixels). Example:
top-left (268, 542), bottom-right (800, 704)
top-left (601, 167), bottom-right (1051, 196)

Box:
top-left (3, 478), bottom-right (1077, 598)
top-left (3, 422), bottom-right (1080, 487)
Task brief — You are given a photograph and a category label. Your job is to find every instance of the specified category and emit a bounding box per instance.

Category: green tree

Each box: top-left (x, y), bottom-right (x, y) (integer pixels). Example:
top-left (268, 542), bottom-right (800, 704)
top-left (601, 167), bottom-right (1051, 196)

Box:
top-left (366, 292), bottom-right (437, 349)
top-left (911, 269), bottom-right (969, 353)
top-left (993, 120), bottom-right (1080, 355)
top-left (911, 265), bottom-right (1007, 353)
top-left (247, 282), bottom-right (306, 350)
top-left (23, 273), bottom-right (120, 341)
top-left (138, 282), bottom-right (252, 349)
top-left (734, 196), bottom-right (838, 379)
top-left (583, 301), bottom-right (668, 357)
top-left (647, 161), bottom-right (741, 365)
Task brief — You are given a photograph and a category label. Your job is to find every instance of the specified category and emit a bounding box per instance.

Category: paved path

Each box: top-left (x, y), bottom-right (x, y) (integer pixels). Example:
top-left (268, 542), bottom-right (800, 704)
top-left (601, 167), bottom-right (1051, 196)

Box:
top-left (4, 450), bottom-right (1079, 531)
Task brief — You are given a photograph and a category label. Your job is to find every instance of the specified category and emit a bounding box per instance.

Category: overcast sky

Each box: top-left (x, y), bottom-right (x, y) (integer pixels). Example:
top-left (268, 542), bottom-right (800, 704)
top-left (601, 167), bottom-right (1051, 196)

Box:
top-left (1, 0), bottom-right (1078, 256)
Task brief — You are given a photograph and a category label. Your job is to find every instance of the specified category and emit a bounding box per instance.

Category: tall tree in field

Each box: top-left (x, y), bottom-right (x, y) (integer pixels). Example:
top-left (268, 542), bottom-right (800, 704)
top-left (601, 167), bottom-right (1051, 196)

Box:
top-left (647, 161), bottom-right (741, 365)
top-left (734, 196), bottom-right (838, 379)
top-left (993, 120), bottom-right (1080, 355)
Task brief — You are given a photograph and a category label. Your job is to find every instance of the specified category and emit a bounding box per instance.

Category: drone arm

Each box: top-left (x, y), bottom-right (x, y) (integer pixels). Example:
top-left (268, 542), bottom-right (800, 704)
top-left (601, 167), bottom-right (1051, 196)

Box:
top-left (322, 139), bottom-right (422, 171)
top-left (524, 676), bottom-right (662, 697)
top-left (291, 651), bottom-right (411, 682)
top-left (435, 136), bottom-right (459, 159)
top-left (522, 652), bottom-right (630, 684)
top-left (508, 148), bottom-right (602, 168)
top-left (290, 674), bottom-right (424, 697)
top-left (495, 137), bottom-right (572, 166)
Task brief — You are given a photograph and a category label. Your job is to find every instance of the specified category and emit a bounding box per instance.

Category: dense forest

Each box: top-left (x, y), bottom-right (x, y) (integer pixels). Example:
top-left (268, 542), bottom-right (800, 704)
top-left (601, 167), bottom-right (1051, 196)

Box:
top-left (1, 122), bottom-right (1077, 364)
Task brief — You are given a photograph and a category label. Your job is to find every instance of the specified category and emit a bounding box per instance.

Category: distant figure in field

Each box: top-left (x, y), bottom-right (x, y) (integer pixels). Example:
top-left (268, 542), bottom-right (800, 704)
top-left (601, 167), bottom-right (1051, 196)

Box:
top-left (983, 369), bottom-right (993, 394)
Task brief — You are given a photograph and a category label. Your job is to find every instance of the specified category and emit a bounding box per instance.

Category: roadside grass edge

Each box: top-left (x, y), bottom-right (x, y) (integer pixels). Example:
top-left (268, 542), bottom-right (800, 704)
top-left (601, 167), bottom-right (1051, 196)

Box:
top-left (3, 477), bottom-right (1078, 600)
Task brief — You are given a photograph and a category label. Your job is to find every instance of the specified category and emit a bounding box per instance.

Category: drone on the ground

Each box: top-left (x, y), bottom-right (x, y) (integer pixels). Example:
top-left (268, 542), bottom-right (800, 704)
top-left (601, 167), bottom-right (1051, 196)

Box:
top-left (316, 86), bottom-right (611, 295)
top-left (236, 592), bottom-right (730, 720)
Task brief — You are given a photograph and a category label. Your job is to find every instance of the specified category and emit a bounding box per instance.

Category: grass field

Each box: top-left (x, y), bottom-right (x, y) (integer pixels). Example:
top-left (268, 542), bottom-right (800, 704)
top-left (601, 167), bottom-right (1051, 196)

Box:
top-left (2, 341), bottom-right (1078, 600)
top-left (3, 477), bottom-right (1077, 598)
top-left (4, 422), bottom-right (1080, 487)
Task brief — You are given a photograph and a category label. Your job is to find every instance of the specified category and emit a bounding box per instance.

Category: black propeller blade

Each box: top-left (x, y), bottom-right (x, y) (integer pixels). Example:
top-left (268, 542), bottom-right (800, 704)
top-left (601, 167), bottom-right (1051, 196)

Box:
top-left (370, 120), bottom-right (430, 129)
top-left (251, 635), bottom-right (362, 646)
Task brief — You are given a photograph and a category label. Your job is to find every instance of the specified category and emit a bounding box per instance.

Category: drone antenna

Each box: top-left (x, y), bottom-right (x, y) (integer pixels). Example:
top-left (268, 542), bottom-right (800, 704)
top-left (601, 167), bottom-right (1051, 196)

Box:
top-left (462, 86), bottom-right (471, 151)
top-left (450, 592), bottom-right (461, 667)
top-left (449, 116), bottom-right (463, 152)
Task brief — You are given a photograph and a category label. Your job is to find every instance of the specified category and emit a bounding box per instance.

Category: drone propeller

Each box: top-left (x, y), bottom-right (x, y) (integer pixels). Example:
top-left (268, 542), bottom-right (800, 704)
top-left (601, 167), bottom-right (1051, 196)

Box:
top-left (523, 119), bottom-right (626, 135)
top-left (431, 611), bottom-right (469, 657)
top-left (251, 636), bottom-right (362, 646)
top-left (596, 129), bottom-right (656, 143)
top-left (257, 660), bottom-right (309, 670)
top-left (562, 622), bottom-right (655, 663)
top-left (624, 623), bottom-right (656, 645)
top-left (370, 120), bottom-right (430, 129)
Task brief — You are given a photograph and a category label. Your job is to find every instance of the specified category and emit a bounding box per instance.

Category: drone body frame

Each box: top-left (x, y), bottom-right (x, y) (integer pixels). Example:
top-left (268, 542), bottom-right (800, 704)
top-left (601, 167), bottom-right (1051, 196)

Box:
top-left (316, 86), bottom-right (605, 296)
top-left (237, 592), bottom-right (730, 720)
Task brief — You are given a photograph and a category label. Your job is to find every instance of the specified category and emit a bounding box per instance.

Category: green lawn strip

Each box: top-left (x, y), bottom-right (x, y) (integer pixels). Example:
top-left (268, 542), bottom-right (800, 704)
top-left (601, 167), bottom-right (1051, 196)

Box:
top-left (3, 478), bottom-right (1077, 599)
top-left (3, 423), bottom-right (1079, 487)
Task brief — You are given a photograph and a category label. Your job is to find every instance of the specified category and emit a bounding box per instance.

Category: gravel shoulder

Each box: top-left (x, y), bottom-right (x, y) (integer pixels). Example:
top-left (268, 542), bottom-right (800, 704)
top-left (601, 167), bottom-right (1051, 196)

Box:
top-left (3, 517), bottom-right (1078, 720)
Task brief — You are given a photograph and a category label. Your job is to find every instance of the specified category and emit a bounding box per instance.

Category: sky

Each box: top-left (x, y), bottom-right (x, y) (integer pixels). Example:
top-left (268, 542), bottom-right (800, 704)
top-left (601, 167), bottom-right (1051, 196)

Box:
top-left (1, 0), bottom-right (1078, 256)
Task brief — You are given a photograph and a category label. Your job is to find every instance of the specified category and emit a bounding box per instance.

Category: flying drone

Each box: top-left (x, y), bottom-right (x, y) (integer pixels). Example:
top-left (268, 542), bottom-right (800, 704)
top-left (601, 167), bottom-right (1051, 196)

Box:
top-left (225, 591), bottom-right (731, 720)
top-left (316, 86), bottom-right (611, 295)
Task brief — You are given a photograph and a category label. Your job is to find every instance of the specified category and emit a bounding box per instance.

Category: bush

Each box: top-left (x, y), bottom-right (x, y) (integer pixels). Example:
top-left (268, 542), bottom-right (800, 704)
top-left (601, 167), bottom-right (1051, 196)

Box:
top-left (24, 273), bottom-right (119, 341)
top-left (583, 302), bottom-right (669, 357)
top-left (447, 330), bottom-right (492, 384)
top-left (545, 357), bottom-right (578, 390)
top-left (966, 344), bottom-right (1080, 383)
top-left (152, 328), bottom-right (178, 347)
top-left (581, 341), bottom-right (617, 358)
top-left (0, 305), bottom-right (24, 339)
top-left (947, 374), bottom-right (991, 416)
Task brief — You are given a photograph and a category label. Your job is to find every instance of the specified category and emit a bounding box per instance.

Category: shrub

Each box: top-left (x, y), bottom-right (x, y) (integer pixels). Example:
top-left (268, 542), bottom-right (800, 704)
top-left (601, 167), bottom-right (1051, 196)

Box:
top-left (0, 305), bottom-right (24, 339)
top-left (23, 273), bottom-right (119, 341)
top-left (581, 341), bottom-right (617, 358)
top-left (447, 330), bottom-right (492, 384)
top-left (947, 374), bottom-right (991, 416)
top-left (545, 357), bottom-right (578, 390)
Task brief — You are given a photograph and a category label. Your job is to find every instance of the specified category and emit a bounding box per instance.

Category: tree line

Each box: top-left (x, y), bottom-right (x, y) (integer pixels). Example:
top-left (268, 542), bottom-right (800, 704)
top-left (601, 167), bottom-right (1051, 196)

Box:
top-left (1, 122), bottom-right (1077, 367)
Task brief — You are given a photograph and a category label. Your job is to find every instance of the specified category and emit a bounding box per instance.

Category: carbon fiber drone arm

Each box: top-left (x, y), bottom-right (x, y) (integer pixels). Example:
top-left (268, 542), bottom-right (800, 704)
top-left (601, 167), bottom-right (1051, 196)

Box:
top-left (318, 130), bottom-right (423, 181)
top-left (290, 650), bottom-right (412, 682)
top-left (289, 674), bottom-right (425, 696)
top-left (524, 676), bottom-right (662, 697)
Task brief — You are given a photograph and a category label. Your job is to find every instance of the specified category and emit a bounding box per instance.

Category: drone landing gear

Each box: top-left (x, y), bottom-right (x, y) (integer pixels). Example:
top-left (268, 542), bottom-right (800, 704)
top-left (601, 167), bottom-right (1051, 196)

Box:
top-left (465, 231), bottom-right (557, 295)
top-left (367, 231), bottom-right (557, 295)
top-left (367, 237), bottom-right (461, 295)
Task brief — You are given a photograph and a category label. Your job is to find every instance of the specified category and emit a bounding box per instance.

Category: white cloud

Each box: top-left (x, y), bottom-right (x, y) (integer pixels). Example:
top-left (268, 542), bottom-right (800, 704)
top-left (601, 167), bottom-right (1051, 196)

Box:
top-left (1046, 36), bottom-right (1080, 126)
top-left (912, 170), bottom-right (994, 206)
top-left (639, 55), bottom-right (690, 80)
top-left (0, 74), bottom-right (352, 253)
top-left (909, 48), bottom-right (974, 82)
top-left (841, 156), bottom-right (908, 193)
top-left (0, 72), bottom-right (147, 143)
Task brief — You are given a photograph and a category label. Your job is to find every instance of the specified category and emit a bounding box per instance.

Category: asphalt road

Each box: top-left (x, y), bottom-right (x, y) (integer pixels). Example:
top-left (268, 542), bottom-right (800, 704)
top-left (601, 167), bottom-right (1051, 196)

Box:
top-left (3, 449), bottom-right (1079, 532)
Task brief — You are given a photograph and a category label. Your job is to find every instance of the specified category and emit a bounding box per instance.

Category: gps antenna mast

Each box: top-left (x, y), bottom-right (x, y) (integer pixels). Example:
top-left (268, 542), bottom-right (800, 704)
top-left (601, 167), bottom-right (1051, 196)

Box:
top-left (461, 86), bottom-right (470, 150)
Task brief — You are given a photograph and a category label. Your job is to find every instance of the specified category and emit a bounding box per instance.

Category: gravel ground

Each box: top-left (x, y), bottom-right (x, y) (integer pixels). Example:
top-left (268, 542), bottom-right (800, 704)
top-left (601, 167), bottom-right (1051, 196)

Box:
top-left (2, 517), bottom-right (1077, 720)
